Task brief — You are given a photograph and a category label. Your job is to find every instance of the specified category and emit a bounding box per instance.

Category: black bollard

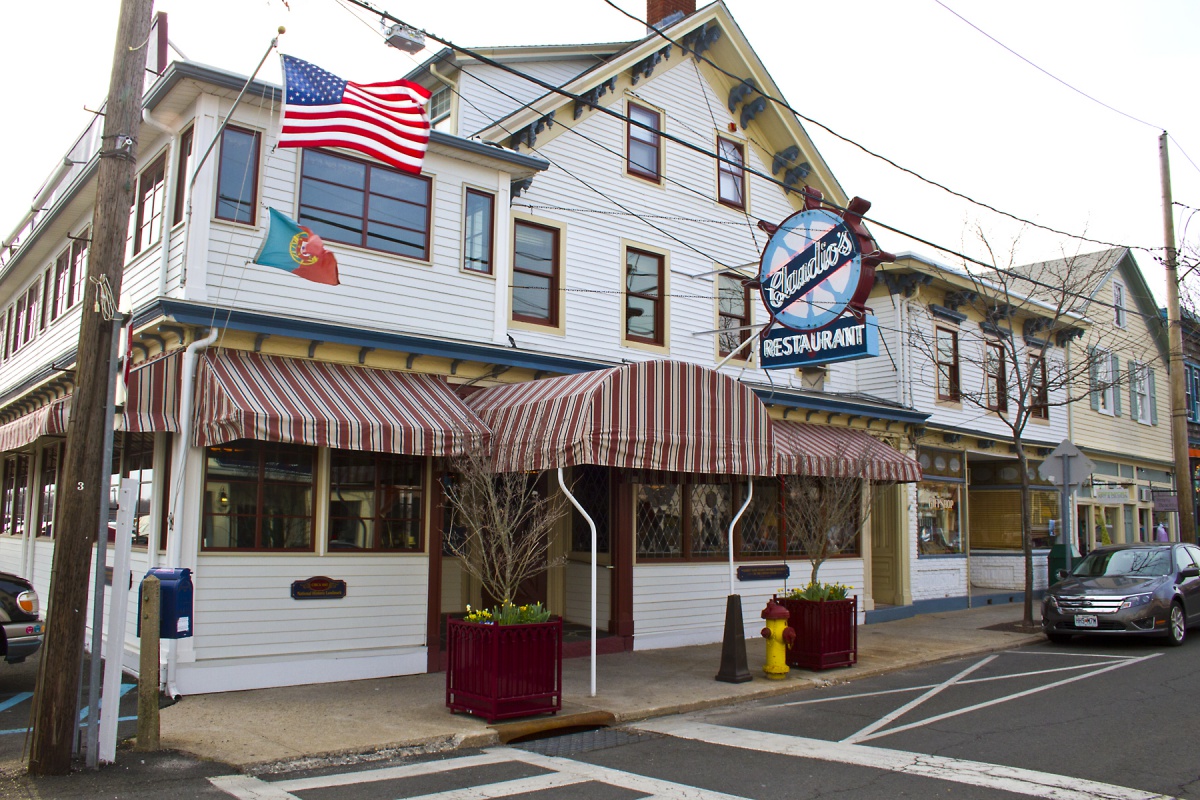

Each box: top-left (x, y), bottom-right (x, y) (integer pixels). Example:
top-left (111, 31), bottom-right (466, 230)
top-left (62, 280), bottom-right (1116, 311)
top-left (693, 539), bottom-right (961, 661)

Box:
top-left (715, 594), bottom-right (752, 683)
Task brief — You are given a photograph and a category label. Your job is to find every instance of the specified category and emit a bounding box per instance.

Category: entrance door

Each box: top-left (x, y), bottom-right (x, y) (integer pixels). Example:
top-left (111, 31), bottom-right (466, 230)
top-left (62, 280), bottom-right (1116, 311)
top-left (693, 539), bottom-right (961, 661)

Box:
top-left (870, 484), bottom-right (899, 606)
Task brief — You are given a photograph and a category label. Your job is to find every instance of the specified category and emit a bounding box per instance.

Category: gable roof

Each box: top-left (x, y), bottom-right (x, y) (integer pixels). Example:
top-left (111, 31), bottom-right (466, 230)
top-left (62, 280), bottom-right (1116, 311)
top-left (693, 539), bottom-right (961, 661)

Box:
top-left (412, 0), bottom-right (849, 212)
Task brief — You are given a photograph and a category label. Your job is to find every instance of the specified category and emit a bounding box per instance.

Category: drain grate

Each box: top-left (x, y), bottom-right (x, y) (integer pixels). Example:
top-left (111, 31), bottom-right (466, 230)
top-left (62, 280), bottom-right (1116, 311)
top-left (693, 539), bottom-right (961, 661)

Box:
top-left (513, 727), bottom-right (661, 757)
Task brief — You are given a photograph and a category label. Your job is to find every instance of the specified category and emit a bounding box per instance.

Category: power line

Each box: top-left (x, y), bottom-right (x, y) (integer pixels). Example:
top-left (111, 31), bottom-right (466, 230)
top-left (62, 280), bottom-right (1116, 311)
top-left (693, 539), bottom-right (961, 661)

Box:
top-left (598, 0), bottom-right (1162, 255)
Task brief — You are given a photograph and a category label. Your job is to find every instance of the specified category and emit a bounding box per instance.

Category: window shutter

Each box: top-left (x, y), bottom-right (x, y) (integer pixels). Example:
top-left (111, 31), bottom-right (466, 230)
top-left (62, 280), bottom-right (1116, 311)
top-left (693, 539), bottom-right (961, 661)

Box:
top-left (1111, 354), bottom-right (1121, 416)
top-left (1149, 368), bottom-right (1158, 425)
top-left (1089, 347), bottom-right (1099, 411)
top-left (1128, 363), bottom-right (1139, 422)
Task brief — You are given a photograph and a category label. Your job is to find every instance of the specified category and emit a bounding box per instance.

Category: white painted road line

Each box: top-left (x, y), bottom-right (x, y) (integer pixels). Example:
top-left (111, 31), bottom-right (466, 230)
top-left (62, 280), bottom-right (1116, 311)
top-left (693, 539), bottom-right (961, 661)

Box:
top-left (843, 655), bottom-right (995, 743)
top-left (210, 746), bottom-right (754, 800)
top-left (502, 748), bottom-right (754, 799)
top-left (853, 652), bottom-right (1160, 743)
top-left (638, 719), bottom-right (1177, 800)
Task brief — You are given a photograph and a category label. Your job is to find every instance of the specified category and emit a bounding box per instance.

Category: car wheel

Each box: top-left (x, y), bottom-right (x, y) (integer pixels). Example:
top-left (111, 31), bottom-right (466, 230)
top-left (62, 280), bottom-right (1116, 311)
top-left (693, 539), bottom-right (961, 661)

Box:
top-left (1046, 633), bottom-right (1072, 645)
top-left (1167, 602), bottom-right (1186, 647)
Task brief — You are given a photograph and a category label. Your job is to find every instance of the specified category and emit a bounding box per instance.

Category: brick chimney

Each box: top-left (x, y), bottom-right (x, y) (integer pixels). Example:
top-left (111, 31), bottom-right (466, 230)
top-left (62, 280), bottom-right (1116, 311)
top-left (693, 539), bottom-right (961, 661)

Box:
top-left (647, 0), bottom-right (696, 28)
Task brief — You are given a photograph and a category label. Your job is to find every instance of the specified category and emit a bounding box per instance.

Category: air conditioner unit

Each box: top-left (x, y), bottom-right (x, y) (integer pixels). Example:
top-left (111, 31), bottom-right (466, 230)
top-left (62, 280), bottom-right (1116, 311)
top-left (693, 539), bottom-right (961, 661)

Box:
top-left (1138, 487), bottom-right (1154, 502)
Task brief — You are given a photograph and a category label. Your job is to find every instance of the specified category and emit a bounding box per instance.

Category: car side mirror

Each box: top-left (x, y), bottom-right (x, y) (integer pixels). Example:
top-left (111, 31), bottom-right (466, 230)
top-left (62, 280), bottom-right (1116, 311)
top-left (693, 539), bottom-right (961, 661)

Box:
top-left (1055, 569), bottom-right (1069, 581)
top-left (1180, 567), bottom-right (1200, 579)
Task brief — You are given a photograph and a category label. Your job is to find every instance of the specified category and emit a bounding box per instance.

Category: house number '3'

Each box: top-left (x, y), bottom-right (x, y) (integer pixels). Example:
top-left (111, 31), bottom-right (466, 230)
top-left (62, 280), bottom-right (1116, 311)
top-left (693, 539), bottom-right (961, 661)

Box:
top-left (77, 482), bottom-right (85, 490)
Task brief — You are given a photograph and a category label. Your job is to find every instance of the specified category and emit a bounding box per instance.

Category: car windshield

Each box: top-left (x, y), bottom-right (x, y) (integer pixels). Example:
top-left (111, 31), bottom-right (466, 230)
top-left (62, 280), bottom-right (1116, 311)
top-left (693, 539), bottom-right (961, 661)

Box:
top-left (1072, 548), bottom-right (1171, 578)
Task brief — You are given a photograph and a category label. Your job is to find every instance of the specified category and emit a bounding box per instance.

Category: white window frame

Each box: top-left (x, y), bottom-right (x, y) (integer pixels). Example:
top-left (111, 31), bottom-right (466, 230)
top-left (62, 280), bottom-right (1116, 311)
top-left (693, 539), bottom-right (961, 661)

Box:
top-left (1113, 280), bottom-right (1127, 329)
top-left (1096, 349), bottom-right (1115, 415)
top-left (1131, 361), bottom-right (1151, 425)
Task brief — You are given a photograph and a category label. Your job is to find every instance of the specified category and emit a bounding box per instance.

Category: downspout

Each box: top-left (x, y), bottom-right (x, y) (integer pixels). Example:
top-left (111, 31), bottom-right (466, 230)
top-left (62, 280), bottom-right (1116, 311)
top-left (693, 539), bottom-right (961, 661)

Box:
top-left (142, 109), bottom-right (178, 299)
top-left (163, 326), bottom-right (218, 698)
top-left (728, 479), bottom-right (754, 595)
top-left (557, 467), bottom-right (596, 698)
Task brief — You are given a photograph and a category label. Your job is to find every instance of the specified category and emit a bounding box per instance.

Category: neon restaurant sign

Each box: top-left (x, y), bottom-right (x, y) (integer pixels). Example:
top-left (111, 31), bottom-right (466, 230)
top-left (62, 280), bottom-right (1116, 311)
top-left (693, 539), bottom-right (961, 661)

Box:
top-left (757, 194), bottom-right (890, 369)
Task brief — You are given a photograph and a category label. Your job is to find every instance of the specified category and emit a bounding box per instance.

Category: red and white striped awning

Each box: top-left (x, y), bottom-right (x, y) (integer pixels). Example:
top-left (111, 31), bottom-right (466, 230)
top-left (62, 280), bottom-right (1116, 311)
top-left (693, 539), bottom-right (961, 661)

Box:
top-left (467, 360), bottom-right (775, 475)
top-left (0, 351), bottom-right (183, 452)
top-left (773, 421), bottom-right (921, 482)
top-left (192, 350), bottom-right (489, 456)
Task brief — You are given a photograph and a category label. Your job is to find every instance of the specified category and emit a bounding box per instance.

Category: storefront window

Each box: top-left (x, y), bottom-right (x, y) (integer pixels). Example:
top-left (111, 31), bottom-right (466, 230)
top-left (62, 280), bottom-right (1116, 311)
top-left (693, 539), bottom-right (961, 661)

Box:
top-left (690, 484), bottom-right (731, 557)
top-left (636, 483), bottom-right (682, 558)
top-left (328, 449), bottom-right (424, 551)
top-left (203, 440), bottom-right (315, 551)
top-left (740, 478), bottom-right (781, 556)
top-left (570, 464), bottom-right (611, 554)
top-left (918, 483), bottom-right (962, 554)
top-left (37, 444), bottom-right (60, 539)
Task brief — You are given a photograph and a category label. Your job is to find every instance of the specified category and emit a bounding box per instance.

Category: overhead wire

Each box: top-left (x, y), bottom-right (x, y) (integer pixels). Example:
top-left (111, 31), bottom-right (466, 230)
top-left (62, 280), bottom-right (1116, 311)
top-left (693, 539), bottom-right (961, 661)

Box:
top-left (598, 0), bottom-right (1161, 255)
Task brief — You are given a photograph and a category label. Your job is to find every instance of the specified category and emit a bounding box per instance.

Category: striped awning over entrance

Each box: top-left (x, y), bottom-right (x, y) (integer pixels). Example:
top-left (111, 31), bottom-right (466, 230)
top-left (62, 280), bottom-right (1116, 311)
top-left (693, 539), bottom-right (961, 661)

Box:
top-left (192, 350), bottom-right (489, 456)
top-left (0, 351), bottom-right (183, 452)
top-left (467, 360), bottom-right (775, 475)
top-left (773, 421), bottom-right (921, 482)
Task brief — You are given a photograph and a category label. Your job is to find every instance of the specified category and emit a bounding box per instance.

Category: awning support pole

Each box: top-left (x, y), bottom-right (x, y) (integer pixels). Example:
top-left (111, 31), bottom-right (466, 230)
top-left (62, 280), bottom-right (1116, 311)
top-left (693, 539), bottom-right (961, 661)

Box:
top-left (557, 467), bottom-right (596, 698)
top-left (728, 478), bottom-right (754, 594)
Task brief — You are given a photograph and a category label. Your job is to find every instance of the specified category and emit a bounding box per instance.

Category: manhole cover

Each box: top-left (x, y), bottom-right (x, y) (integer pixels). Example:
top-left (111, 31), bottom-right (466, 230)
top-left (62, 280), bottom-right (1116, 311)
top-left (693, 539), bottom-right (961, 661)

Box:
top-left (513, 727), bottom-right (660, 757)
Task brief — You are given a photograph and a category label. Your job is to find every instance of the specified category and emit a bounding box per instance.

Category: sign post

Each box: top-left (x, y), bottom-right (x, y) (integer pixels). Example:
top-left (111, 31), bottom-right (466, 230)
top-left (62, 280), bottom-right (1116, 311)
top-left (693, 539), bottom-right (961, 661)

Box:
top-left (1038, 439), bottom-right (1095, 575)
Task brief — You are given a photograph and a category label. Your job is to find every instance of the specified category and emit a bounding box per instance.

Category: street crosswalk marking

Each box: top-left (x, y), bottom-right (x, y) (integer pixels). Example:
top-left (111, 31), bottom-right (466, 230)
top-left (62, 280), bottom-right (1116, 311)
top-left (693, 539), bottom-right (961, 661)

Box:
top-left (210, 745), bottom-right (752, 800)
top-left (637, 718), bottom-right (1177, 800)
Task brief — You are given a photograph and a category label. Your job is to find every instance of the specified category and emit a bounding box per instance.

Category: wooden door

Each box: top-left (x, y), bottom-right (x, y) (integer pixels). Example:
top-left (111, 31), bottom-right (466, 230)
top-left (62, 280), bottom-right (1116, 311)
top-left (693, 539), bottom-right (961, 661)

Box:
top-left (870, 484), bottom-right (898, 606)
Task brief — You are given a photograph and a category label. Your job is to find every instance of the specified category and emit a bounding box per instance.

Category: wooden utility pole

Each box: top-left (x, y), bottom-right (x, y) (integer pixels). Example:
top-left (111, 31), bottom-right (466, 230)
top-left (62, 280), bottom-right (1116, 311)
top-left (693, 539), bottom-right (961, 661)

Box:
top-left (134, 576), bottom-right (160, 752)
top-left (28, 0), bottom-right (154, 775)
top-left (1160, 132), bottom-right (1196, 544)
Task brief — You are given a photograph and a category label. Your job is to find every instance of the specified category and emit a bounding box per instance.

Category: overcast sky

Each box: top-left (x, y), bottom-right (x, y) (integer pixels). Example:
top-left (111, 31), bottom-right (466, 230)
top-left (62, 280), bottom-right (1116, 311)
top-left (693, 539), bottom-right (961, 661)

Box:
top-left (5, 0), bottom-right (1198, 302)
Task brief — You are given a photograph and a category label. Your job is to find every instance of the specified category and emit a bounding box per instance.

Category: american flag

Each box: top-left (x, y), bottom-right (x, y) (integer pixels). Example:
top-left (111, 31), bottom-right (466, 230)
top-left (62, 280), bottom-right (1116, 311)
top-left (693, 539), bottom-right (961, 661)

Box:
top-left (279, 55), bottom-right (432, 174)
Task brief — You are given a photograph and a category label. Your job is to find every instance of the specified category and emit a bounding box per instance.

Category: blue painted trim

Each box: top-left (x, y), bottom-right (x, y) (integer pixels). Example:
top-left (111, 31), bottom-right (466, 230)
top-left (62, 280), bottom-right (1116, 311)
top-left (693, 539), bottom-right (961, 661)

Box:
top-left (916, 553), bottom-right (966, 560)
top-left (156, 300), bottom-right (614, 375)
top-left (865, 589), bottom-right (1046, 625)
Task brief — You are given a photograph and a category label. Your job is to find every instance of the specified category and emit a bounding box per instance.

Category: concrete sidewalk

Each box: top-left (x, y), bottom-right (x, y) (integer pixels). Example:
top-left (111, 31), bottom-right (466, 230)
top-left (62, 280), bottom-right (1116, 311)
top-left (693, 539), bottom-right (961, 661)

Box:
top-left (158, 602), bottom-right (1045, 770)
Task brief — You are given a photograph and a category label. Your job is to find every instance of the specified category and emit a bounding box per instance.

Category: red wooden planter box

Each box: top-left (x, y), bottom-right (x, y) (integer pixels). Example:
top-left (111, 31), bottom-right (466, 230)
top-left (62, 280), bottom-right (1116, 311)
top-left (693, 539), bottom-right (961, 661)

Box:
top-left (778, 595), bottom-right (857, 670)
top-left (445, 617), bottom-right (562, 723)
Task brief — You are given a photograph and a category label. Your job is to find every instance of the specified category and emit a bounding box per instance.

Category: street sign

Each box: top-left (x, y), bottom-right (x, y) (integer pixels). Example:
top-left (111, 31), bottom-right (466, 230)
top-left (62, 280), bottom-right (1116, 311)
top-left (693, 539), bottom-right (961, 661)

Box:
top-left (1038, 439), bottom-right (1095, 487)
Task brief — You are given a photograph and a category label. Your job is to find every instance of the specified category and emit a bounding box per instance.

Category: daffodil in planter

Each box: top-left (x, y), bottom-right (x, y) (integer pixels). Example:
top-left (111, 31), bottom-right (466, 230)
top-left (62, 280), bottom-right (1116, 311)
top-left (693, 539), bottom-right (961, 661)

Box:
top-left (443, 449), bottom-right (567, 723)
top-left (776, 581), bottom-right (858, 670)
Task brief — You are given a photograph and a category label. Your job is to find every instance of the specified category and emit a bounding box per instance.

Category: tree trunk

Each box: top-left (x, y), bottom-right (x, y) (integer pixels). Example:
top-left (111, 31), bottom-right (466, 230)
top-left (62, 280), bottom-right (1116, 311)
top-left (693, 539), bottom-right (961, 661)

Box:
top-left (1015, 441), bottom-right (1035, 626)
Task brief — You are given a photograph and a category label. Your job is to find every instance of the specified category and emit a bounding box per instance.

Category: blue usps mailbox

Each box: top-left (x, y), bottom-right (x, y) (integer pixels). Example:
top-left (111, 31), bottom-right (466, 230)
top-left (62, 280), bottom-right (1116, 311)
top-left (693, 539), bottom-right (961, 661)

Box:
top-left (137, 568), bottom-right (193, 639)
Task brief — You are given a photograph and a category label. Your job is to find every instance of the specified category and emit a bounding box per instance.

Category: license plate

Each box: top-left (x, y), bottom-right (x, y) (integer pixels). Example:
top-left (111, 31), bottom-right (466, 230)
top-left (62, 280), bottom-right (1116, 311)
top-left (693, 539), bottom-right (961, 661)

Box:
top-left (1074, 615), bottom-right (1098, 628)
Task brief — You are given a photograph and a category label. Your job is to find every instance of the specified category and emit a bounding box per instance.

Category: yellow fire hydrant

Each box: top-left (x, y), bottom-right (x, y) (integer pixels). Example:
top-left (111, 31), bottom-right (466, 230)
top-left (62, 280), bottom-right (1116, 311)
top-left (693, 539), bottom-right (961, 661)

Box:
top-left (761, 598), bottom-right (795, 680)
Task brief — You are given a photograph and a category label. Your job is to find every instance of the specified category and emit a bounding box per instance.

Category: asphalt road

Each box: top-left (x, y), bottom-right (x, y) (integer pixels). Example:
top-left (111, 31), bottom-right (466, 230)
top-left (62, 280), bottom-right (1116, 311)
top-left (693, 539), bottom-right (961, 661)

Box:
top-left (0, 632), bottom-right (1196, 798)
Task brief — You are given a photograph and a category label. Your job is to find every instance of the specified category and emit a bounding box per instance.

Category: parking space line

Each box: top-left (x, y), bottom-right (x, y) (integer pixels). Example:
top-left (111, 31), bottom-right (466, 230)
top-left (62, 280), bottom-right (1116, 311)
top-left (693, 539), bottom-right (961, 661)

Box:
top-left (843, 655), bottom-right (995, 743)
top-left (0, 693), bottom-right (32, 714)
top-left (854, 652), bottom-right (1160, 743)
top-left (638, 719), bottom-right (1177, 800)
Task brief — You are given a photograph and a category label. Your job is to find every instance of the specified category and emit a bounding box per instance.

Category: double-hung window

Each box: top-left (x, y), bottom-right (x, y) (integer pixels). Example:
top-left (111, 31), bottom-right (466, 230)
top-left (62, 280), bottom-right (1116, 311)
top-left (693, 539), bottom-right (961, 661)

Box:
top-left (625, 247), bottom-right (664, 345)
top-left (70, 231), bottom-right (88, 311)
top-left (1029, 352), bottom-right (1049, 419)
top-left (133, 154), bottom-right (166, 255)
top-left (215, 126), bottom-right (261, 225)
top-left (172, 126), bottom-right (194, 226)
top-left (1113, 281), bottom-right (1127, 328)
top-left (463, 189), bottom-right (494, 274)
top-left (298, 149), bottom-right (431, 260)
top-left (984, 341), bottom-right (1006, 411)
top-left (1188, 364), bottom-right (1200, 422)
top-left (511, 220), bottom-right (559, 326)
top-left (935, 327), bottom-right (960, 401)
top-left (716, 137), bottom-right (746, 208)
top-left (1091, 348), bottom-right (1117, 415)
top-left (717, 272), bottom-right (751, 357)
top-left (627, 103), bottom-right (661, 181)
top-left (1130, 361), bottom-right (1154, 425)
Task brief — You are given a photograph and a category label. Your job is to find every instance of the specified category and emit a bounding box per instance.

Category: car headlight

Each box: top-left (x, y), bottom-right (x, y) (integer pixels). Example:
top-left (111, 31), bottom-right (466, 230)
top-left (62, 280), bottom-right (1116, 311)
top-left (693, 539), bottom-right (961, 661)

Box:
top-left (16, 590), bottom-right (37, 615)
top-left (1119, 594), bottom-right (1153, 611)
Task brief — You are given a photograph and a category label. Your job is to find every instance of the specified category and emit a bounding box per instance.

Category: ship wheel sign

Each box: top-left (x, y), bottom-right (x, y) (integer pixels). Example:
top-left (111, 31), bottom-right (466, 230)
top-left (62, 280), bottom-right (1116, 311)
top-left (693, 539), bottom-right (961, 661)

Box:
top-left (756, 189), bottom-right (894, 369)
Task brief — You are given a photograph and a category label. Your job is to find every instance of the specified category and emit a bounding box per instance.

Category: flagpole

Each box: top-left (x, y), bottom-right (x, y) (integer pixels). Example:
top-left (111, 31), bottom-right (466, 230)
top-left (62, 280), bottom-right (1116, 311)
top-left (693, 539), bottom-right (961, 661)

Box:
top-left (179, 28), bottom-right (284, 286)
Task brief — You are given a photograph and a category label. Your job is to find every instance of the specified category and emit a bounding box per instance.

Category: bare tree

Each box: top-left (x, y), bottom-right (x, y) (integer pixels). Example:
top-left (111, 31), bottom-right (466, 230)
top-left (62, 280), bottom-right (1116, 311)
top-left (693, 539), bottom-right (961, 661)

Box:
top-left (906, 239), bottom-right (1162, 626)
top-left (442, 448), bottom-right (567, 607)
top-left (784, 447), bottom-right (883, 590)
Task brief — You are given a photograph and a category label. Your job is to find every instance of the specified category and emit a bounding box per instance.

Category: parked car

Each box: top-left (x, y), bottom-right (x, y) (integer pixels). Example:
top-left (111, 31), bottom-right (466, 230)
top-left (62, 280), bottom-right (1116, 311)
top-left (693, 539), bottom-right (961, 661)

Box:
top-left (0, 573), bottom-right (42, 664)
top-left (1042, 543), bottom-right (1200, 646)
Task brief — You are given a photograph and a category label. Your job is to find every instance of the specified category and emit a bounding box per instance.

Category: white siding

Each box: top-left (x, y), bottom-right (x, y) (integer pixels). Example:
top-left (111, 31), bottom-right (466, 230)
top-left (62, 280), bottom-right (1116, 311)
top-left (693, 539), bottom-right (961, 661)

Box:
top-left (456, 60), bottom-right (603, 138)
top-left (632, 559), bottom-right (865, 650)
